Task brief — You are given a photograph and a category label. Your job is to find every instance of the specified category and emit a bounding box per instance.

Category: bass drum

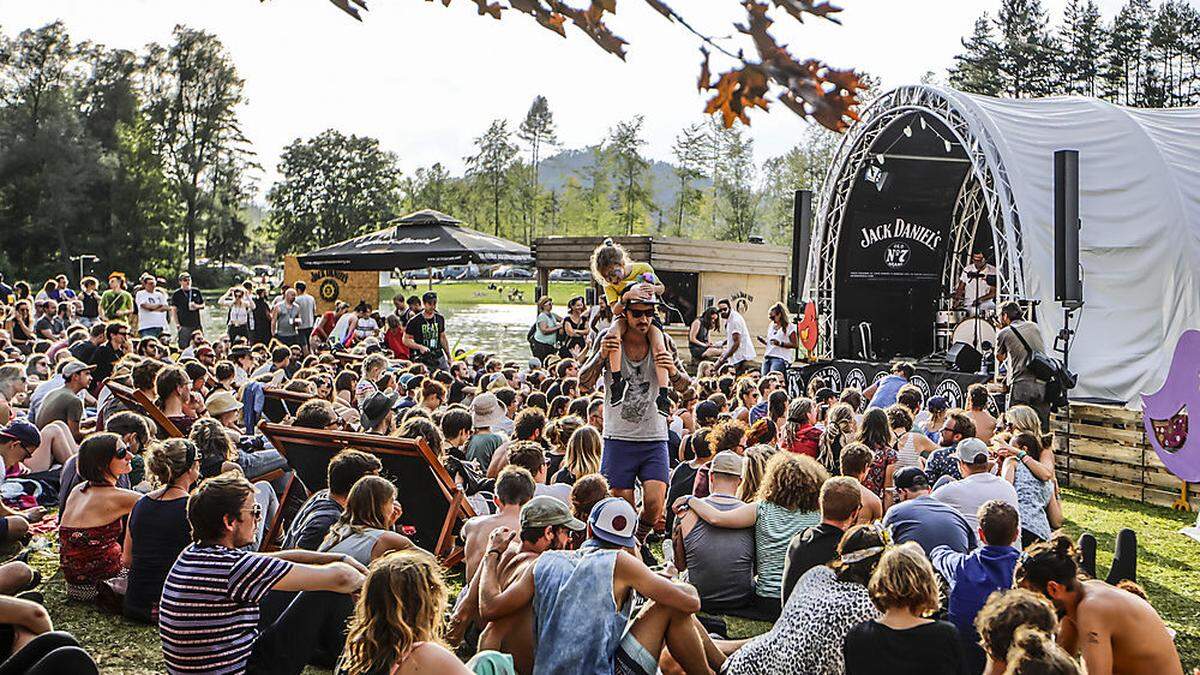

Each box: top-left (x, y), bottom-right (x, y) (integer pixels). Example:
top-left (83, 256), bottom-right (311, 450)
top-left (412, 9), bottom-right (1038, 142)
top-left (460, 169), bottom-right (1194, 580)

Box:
top-left (951, 318), bottom-right (997, 352)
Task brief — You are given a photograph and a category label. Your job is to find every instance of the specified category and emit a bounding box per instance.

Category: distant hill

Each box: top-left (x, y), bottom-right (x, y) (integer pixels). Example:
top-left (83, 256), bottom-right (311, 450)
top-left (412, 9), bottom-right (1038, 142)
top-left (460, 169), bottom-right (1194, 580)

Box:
top-left (536, 147), bottom-right (710, 215)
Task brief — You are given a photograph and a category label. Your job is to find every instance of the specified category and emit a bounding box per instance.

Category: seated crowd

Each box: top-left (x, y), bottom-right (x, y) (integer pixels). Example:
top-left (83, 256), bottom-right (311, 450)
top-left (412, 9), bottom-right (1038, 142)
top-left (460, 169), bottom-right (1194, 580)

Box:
top-left (0, 270), bottom-right (1186, 675)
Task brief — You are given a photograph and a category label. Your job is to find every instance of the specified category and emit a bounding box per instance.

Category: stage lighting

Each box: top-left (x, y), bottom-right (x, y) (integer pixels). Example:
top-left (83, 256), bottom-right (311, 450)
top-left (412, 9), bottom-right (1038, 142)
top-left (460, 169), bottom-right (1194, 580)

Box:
top-left (904, 126), bottom-right (912, 137)
top-left (944, 140), bottom-right (952, 152)
top-left (920, 117), bottom-right (927, 130)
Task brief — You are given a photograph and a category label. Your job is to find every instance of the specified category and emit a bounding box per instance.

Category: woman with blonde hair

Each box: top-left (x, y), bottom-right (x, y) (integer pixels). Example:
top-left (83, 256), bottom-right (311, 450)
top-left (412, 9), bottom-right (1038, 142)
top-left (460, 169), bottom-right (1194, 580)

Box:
top-left (319, 476), bottom-right (413, 566)
top-left (339, 549), bottom-right (474, 675)
top-left (553, 425), bottom-right (601, 486)
top-left (817, 402), bottom-right (857, 475)
top-left (996, 404), bottom-right (1062, 530)
top-left (682, 452), bottom-right (828, 621)
top-left (736, 444), bottom-right (776, 502)
top-left (844, 542), bottom-right (965, 674)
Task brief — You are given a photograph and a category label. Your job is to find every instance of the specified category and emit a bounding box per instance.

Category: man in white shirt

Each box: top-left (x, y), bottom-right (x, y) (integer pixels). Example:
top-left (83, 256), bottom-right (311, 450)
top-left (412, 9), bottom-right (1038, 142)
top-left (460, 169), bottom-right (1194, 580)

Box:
top-left (932, 437), bottom-right (1020, 543)
top-left (293, 281), bottom-right (316, 355)
top-left (714, 298), bottom-right (757, 373)
top-left (954, 251), bottom-right (997, 317)
top-left (134, 273), bottom-right (170, 339)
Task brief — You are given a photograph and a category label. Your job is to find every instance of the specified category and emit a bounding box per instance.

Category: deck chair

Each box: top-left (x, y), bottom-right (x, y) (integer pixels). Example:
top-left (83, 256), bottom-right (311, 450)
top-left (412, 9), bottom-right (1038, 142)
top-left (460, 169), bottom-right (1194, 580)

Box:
top-left (105, 381), bottom-right (182, 438)
top-left (262, 388), bottom-right (316, 424)
top-left (259, 423), bottom-right (475, 565)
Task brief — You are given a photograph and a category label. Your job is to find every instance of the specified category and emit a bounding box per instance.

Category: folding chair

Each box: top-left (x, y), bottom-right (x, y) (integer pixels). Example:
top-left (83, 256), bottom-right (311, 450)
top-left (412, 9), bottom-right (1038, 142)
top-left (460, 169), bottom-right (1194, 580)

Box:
top-left (105, 381), bottom-right (182, 439)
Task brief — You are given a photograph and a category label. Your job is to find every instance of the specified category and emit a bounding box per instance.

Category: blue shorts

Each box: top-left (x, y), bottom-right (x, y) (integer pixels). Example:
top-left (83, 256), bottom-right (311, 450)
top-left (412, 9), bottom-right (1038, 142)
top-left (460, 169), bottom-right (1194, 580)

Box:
top-left (601, 438), bottom-right (669, 490)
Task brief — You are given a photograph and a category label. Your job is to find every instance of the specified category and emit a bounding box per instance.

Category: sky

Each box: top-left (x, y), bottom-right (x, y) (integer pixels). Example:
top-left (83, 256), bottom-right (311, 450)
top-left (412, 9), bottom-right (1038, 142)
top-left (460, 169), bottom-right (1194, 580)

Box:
top-left (1, 0), bottom-right (1136, 196)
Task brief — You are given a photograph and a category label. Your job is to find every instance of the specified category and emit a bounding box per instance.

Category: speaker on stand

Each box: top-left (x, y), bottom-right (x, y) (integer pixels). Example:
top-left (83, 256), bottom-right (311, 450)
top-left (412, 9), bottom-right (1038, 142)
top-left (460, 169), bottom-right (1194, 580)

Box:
top-left (789, 190), bottom-right (813, 315)
top-left (1054, 149), bottom-right (1084, 482)
top-left (946, 342), bottom-right (983, 374)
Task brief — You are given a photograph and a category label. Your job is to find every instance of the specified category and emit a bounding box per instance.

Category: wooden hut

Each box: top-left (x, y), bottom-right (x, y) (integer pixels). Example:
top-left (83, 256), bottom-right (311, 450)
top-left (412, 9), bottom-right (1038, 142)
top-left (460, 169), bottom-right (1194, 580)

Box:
top-left (533, 236), bottom-right (790, 358)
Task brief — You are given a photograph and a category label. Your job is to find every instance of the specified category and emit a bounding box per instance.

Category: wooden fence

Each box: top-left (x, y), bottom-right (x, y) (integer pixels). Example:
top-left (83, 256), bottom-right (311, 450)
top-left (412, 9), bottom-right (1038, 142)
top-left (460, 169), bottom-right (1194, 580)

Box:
top-left (1054, 402), bottom-right (1196, 510)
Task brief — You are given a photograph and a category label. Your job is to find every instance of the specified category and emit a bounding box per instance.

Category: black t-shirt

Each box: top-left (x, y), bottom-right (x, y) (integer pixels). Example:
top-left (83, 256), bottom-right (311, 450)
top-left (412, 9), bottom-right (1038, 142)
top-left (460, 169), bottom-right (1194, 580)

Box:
top-left (171, 288), bottom-right (204, 327)
top-left (665, 462), bottom-right (701, 534)
top-left (80, 291), bottom-right (100, 319)
top-left (546, 452), bottom-right (566, 481)
top-left (69, 340), bottom-right (97, 364)
top-left (90, 344), bottom-right (121, 383)
top-left (781, 522), bottom-right (843, 602)
top-left (404, 312), bottom-right (446, 353)
top-left (843, 619), bottom-right (965, 675)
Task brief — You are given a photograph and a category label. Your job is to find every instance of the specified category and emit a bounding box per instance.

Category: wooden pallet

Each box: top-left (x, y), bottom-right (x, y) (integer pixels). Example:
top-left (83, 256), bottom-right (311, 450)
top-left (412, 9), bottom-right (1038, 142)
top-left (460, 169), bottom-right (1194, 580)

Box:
top-left (1053, 403), bottom-right (1196, 510)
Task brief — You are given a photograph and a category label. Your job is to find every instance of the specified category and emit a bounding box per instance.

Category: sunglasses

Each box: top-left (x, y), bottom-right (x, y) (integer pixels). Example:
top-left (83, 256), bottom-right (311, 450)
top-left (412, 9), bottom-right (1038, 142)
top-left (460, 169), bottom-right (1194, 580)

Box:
top-left (115, 444), bottom-right (129, 460)
top-left (241, 503), bottom-right (263, 521)
top-left (628, 308), bottom-right (655, 319)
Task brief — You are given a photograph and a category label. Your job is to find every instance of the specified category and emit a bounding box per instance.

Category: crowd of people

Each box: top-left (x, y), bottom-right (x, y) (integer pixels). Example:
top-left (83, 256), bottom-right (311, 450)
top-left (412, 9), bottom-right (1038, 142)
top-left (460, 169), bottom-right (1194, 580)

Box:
top-left (0, 246), bottom-right (1187, 675)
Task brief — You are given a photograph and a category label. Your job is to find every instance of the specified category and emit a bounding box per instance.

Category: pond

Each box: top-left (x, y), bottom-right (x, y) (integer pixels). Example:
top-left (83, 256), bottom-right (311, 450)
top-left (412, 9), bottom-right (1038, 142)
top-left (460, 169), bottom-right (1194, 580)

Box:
top-left (199, 301), bottom-right (537, 362)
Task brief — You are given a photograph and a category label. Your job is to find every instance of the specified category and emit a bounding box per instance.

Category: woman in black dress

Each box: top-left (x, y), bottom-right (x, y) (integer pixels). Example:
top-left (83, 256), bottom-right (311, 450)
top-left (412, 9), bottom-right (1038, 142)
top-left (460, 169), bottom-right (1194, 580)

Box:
top-left (559, 295), bottom-right (589, 358)
top-left (688, 306), bottom-right (722, 363)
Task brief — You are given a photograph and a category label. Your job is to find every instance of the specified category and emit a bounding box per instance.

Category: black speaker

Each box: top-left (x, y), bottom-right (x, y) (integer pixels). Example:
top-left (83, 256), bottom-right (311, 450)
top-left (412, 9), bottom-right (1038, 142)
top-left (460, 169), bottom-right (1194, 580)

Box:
top-left (947, 341), bottom-right (982, 373)
top-left (1054, 150), bottom-right (1083, 307)
top-left (835, 318), bottom-right (852, 358)
top-left (789, 190), bottom-right (813, 313)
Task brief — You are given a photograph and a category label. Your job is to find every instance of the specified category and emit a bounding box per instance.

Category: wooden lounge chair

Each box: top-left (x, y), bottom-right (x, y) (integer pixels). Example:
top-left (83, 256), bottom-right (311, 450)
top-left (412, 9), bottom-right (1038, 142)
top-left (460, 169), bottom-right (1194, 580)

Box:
top-left (259, 423), bottom-right (475, 565)
top-left (105, 381), bottom-right (182, 439)
top-left (262, 388), bottom-right (316, 424)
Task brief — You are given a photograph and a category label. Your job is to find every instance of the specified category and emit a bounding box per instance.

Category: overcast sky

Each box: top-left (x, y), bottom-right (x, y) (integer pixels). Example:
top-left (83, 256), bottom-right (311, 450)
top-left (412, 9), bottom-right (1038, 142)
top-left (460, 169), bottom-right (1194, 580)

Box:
top-left (2, 0), bottom-right (1134, 195)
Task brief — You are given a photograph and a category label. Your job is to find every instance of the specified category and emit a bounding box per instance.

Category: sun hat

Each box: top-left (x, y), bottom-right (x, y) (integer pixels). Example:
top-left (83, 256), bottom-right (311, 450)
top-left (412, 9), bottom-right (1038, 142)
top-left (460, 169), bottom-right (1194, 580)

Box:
top-left (0, 420), bottom-right (40, 449)
top-left (521, 496), bottom-right (586, 531)
top-left (955, 437), bottom-right (990, 464)
top-left (588, 497), bottom-right (638, 549)
top-left (361, 391), bottom-right (399, 430)
top-left (205, 391), bottom-right (243, 417)
top-left (709, 450), bottom-right (745, 477)
top-left (471, 392), bottom-right (507, 429)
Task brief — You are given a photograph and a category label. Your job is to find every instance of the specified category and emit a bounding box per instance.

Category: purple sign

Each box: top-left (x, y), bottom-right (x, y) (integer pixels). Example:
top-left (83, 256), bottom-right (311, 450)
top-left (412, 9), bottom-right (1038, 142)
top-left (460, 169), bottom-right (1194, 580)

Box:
top-left (1142, 329), bottom-right (1199, 481)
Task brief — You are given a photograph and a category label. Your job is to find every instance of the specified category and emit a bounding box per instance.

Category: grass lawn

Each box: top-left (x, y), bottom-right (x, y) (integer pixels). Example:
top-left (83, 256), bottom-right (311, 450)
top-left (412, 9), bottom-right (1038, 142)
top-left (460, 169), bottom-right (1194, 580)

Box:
top-left (383, 280), bottom-right (589, 307)
top-left (27, 487), bottom-right (1200, 673)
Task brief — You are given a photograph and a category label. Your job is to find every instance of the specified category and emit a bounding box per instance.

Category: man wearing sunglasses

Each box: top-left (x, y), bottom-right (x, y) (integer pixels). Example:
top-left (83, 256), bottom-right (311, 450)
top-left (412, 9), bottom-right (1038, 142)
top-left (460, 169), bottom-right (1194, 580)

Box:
top-left (160, 473), bottom-right (367, 675)
top-left (0, 421), bottom-right (48, 543)
top-left (579, 295), bottom-right (692, 560)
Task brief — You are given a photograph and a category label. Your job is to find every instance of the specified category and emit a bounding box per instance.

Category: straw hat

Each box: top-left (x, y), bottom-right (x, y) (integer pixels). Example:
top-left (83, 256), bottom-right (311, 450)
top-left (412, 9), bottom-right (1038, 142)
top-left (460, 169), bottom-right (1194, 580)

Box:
top-left (206, 391), bottom-right (243, 417)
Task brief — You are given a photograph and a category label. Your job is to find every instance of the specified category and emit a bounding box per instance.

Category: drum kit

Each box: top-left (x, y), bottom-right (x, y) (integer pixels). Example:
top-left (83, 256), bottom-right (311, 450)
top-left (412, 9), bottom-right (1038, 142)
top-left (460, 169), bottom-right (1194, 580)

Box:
top-left (935, 299), bottom-right (997, 354)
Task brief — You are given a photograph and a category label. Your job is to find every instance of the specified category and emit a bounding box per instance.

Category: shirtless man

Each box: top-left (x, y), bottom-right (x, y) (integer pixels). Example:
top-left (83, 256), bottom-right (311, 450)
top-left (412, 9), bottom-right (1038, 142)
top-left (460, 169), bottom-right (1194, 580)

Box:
top-left (459, 466), bottom-right (535, 581)
top-left (1016, 536), bottom-right (1183, 675)
top-left (839, 443), bottom-right (882, 525)
top-left (450, 496), bottom-right (583, 674)
top-left (965, 383), bottom-right (997, 443)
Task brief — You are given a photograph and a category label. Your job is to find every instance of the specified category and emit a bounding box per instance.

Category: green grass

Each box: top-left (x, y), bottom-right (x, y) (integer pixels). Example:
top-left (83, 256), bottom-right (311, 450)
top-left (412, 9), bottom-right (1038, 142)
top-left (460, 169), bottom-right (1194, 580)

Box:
top-left (382, 280), bottom-right (589, 307)
top-left (28, 488), bottom-right (1200, 673)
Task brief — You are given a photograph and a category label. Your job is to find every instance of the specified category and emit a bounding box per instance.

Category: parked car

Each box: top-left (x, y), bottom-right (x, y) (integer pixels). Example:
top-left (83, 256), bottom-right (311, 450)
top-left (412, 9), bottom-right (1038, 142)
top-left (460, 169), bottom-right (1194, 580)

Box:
top-left (550, 268), bottom-right (591, 281)
top-left (491, 265), bottom-right (534, 279)
top-left (442, 263), bottom-right (480, 280)
top-left (404, 268), bottom-right (443, 280)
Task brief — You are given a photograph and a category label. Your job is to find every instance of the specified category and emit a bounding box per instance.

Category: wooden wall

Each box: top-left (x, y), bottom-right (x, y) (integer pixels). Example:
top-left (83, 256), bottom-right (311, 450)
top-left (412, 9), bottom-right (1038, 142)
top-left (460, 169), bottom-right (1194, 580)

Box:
top-left (1054, 403), bottom-right (1197, 510)
top-left (283, 256), bottom-right (381, 316)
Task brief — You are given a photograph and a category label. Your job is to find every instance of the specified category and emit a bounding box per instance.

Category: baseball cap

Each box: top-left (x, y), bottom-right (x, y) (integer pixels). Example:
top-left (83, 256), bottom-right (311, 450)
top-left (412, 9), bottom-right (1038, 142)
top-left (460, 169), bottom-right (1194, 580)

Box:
top-left (178, 272), bottom-right (191, 280)
top-left (588, 497), bottom-right (638, 549)
top-left (520, 496), bottom-right (586, 531)
top-left (815, 387), bottom-right (837, 401)
top-left (894, 466), bottom-right (930, 491)
top-left (955, 437), bottom-right (990, 464)
top-left (62, 361), bottom-right (95, 378)
top-left (0, 420), bottom-right (41, 449)
top-left (196, 346), bottom-right (215, 358)
top-left (422, 291), bottom-right (438, 302)
top-left (397, 373), bottom-right (418, 389)
top-left (710, 450), bottom-right (744, 477)
top-left (361, 391), bottom-right (399, 430)
top-left (927, 396), bottom-right (949, 412)
top-left (108, 271), bottom-right (125, 281)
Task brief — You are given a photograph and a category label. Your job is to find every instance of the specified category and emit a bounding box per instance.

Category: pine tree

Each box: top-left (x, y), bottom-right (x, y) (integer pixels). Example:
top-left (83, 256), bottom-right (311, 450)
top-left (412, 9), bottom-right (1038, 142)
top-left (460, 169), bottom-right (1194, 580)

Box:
top-left (950, 14), bottom-right (1006, 95)
top-left (464, 119), bottom-right (518, 236)
top-left (994, 0), bottom-right (1059, 97)
top-left (516, 95), bottom-right (557, 239)
top-left (669, 122), bottom-right (707, 236)
top-left (607, 116), bottom-right (653, 235)
top-left (1060, 0), bottom-right (1107, 96)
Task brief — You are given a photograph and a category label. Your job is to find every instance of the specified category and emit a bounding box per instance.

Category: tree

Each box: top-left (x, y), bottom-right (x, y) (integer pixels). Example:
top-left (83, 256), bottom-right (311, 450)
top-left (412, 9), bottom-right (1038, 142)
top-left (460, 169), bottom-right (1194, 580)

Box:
top-left (142, 26), bottom-right (252, 274)
top-left (575, 144), bottom-right (613, 233)
top-left (1060, 0), bottom-right (1107, 96)
top-left (607, 116), bottom-right (653, 235)
top-left (994, 0), bottom-right (1059, 97)
top-left (1104, 0), bottom-right (1153, 104)
top-left (319, 0), bottom-right (865, 131)
top-left (465, 119), bottom-right (518, 235)
top-left (712, 125), bottom-right (758, 242)
top-left (950, 14), bottom-right (1006, 95)
top-left (404, 162), bottom-right (452, 212)
top-left (517, 95), bottom-right (557, 239)
top-left (759, 125), bottom-right (839, 244)
top-left (267, 129), bottom-right (403, 254)
top-left (106, 113), bottom-right (183, 276)
top-left (669, 122), bottom-right (708, 235)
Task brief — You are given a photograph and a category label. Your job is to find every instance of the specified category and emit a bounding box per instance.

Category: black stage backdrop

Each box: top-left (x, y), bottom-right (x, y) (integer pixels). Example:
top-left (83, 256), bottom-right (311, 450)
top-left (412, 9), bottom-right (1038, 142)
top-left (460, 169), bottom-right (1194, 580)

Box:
top-left (787, 360), bottom-right (989, 411)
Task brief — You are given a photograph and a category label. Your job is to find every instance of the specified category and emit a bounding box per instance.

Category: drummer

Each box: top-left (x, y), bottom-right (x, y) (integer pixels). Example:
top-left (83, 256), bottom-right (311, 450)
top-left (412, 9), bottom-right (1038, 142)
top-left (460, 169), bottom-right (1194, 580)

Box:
top-left (954, 251), bottom-right (997, 317)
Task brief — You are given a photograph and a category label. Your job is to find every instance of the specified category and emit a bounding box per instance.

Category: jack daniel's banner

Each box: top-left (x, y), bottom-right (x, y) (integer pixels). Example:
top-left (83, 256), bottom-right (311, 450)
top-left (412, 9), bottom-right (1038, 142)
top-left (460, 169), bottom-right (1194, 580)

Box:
top-left (842, 213), bottom-right (951, 282)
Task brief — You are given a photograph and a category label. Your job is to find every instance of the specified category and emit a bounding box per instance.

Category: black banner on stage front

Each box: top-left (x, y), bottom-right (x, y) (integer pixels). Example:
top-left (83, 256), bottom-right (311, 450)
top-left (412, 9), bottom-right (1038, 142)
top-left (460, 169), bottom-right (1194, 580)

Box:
top-left (787, 360), bottom-right (990, 411)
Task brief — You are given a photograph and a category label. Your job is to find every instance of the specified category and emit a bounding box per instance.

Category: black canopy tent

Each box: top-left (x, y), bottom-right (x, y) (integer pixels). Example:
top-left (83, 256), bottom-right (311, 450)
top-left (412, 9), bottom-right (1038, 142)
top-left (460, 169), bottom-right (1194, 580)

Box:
top-left (295, 209), bottom-right (532, 273)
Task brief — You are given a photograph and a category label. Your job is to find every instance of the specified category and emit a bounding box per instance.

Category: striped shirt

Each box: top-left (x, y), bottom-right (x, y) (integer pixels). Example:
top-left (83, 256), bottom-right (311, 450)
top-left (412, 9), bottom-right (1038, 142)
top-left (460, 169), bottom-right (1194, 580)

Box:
top-left (754, 502), bottom-right (820, 599)
top-left (159, 544), bottom-right (293, 674)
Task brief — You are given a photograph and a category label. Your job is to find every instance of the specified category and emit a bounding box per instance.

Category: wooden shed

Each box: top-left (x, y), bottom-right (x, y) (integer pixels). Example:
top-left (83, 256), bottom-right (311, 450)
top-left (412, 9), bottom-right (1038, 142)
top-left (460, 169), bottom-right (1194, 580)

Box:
top-left (532, 235), bottom-right (790, 342)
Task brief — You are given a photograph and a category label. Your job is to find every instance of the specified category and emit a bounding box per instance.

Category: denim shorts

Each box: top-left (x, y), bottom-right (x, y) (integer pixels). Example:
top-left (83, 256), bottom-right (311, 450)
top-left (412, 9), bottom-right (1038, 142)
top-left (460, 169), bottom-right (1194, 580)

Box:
top-left (601, 438), bottom-right (669, 490)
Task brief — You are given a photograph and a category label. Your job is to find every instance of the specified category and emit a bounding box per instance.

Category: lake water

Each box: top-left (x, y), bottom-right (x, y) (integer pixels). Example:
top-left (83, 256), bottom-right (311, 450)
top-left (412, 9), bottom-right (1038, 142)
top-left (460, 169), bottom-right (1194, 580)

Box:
top-left (200, 301), bottom-right (536, 362)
